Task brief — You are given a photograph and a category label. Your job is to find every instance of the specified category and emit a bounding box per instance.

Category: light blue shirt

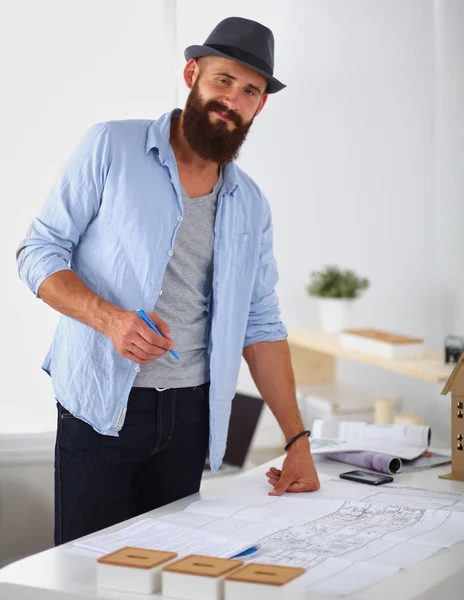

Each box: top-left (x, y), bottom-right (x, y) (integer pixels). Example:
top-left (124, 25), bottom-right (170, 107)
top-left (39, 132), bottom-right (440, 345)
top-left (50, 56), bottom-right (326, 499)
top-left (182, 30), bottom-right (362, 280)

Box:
top-left (17, 109), bottom-right (287, 470)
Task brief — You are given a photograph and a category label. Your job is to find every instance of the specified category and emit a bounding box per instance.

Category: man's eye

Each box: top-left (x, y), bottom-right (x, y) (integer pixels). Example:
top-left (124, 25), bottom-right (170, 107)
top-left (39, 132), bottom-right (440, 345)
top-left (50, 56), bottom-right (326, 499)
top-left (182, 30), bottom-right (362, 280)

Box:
top-left (219, 78), bottom-right (230, 85)
top-left (245, 89), bottom-right (255, 96)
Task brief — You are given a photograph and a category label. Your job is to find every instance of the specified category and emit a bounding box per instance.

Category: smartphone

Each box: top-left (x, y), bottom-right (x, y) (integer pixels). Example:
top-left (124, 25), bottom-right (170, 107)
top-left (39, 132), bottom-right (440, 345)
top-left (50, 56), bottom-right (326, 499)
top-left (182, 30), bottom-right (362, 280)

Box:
top-left (339, 470), bottom-right (394, 485)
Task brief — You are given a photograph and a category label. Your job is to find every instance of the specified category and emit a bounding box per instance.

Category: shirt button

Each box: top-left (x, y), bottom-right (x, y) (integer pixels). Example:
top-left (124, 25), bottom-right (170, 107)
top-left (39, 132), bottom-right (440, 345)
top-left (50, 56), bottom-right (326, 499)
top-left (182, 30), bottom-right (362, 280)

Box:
top-left (168, 251), bottom-right (173, 256)
top-left (177, 216), bottom-right (182, 222)
top-left (135, 366), bottom-right (141, 373)
top-left (159, 289), bottom-right (163, 295)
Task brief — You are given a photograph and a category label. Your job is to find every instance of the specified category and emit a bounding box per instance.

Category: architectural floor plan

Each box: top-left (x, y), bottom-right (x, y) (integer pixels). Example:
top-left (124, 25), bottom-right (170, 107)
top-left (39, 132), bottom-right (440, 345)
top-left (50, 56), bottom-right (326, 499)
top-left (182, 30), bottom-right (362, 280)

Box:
top-left (177, 476), bottom-right (464, 595)
top-left (255, 502), bottom-right (424, 561)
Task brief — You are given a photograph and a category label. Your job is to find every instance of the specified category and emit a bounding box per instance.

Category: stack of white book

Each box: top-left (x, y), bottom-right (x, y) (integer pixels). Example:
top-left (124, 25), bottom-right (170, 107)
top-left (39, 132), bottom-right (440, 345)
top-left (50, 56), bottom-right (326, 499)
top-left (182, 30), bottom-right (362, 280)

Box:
top-left (340, 328), bottom-right (424, 359)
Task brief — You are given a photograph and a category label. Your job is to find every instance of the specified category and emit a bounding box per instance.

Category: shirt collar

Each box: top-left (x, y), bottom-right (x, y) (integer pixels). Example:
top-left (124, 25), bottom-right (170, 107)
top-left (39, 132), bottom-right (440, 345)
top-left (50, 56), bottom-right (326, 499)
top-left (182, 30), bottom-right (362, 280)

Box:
top-left (145, 108), bottom-right (238, 195)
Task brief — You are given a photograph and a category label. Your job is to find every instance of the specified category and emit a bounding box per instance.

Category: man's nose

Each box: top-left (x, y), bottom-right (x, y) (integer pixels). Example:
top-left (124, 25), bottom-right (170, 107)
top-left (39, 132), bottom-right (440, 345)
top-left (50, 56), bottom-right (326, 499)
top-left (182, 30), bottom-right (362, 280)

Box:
top-left (221, 89), bottom-right (241, 112)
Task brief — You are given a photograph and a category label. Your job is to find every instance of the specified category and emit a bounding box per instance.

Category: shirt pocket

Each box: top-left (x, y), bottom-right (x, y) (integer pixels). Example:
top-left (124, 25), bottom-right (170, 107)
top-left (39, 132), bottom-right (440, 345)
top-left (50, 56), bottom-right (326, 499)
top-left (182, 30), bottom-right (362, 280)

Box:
top-left (232, 232), bottom-right (253, 269)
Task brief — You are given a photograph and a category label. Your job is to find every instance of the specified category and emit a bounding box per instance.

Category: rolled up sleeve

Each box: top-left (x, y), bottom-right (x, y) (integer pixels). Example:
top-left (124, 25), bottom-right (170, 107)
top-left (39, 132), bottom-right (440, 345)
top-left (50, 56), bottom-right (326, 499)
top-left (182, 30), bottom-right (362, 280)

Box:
top-left (16, 122), bottom-right (111, 297)
top-left (243, 201), bottom-right (288, 347)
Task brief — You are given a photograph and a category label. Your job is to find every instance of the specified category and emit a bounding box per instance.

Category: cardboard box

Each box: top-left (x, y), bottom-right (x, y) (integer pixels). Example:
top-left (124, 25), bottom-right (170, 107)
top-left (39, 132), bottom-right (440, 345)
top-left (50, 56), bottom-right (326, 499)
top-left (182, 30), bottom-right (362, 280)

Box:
top-left (97, 546), bottom-right (177, 594)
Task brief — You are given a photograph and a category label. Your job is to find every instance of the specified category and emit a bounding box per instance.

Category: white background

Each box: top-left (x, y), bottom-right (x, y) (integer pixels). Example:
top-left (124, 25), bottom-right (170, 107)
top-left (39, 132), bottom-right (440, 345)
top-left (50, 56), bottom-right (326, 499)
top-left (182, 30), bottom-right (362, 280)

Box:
top-left (3, 0), bottom-right (464, 447)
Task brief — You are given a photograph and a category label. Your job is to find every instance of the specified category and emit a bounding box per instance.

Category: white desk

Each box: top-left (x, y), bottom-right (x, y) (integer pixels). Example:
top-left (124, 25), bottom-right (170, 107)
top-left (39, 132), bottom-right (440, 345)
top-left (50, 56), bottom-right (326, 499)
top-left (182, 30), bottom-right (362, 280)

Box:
top-left (1, 455), bottom-right (464, 600)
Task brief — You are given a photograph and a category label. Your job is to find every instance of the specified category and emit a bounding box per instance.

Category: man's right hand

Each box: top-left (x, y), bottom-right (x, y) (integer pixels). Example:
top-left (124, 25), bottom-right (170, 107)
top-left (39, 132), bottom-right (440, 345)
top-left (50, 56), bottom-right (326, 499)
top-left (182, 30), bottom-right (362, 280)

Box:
top-left (106, 310), bottom-right (175, 364)
top-left (37, 272), bottom-right (174, 364)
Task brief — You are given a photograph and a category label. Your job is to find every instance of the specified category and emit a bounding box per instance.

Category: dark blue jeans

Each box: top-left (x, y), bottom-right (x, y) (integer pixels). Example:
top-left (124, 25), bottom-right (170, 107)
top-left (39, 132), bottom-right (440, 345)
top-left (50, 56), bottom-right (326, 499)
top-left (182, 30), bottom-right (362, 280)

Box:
top-left (54, 383), bottom-right (210, 545)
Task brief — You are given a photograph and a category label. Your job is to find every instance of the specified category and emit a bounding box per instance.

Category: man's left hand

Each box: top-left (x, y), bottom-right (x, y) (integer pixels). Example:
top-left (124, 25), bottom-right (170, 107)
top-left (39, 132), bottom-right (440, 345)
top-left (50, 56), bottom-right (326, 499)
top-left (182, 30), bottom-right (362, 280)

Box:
top-left (266, 445), bottom-right (320, 496)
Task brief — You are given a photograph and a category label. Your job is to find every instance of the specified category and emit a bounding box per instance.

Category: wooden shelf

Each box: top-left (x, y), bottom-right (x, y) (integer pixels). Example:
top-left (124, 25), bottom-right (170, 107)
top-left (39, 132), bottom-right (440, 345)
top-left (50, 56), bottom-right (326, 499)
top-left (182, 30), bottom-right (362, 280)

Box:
top-left (288, 327), bottom-right (453, 384)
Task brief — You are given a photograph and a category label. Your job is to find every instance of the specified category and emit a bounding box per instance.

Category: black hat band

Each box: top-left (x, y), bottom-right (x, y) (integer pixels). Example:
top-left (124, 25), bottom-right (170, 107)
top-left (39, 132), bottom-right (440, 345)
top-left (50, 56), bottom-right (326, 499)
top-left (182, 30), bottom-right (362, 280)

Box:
top-left (206, 44), bottom-right (273, 76)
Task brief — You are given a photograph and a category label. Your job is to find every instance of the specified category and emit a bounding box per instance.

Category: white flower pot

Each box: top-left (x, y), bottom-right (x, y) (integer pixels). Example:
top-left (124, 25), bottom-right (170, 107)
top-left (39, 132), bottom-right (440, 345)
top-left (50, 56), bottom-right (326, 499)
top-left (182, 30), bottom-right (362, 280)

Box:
top-left (318, 298), bottom-right (354, 334)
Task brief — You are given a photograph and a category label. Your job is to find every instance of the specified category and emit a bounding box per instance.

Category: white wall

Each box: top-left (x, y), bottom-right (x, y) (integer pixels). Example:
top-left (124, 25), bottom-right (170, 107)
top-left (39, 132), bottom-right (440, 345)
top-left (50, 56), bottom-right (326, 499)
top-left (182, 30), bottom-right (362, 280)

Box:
top-left (177, 0), bottom-right (436, 336)
top-left (1, 0), bottom-right (176, 565)
top-left (2, 0), bottom-right (176, 435)
top-left (434, 0), bottom-right (464, 337)
top-left (176, 0), bottom-right (463, 448)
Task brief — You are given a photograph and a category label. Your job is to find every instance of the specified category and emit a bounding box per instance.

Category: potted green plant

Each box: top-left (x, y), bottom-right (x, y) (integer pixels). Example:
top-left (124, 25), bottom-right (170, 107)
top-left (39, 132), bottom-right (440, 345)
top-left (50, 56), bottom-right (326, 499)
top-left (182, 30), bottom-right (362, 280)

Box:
top-left (306, 266), bottom-right (370, 333)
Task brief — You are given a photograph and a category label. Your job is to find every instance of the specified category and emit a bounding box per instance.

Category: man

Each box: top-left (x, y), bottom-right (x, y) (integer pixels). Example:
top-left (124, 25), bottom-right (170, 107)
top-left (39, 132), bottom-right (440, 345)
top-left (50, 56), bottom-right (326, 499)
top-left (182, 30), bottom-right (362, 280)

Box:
top-left (17, 16), bottom-right (320, 545)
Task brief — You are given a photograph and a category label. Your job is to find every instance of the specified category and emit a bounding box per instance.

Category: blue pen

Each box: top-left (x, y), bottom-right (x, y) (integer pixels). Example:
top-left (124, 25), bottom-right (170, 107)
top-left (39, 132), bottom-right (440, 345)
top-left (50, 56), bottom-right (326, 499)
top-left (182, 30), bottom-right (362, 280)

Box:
top-left (232, 544), bottom-right (261, 558)
top-left (136, 309), bottom-right (180, 361)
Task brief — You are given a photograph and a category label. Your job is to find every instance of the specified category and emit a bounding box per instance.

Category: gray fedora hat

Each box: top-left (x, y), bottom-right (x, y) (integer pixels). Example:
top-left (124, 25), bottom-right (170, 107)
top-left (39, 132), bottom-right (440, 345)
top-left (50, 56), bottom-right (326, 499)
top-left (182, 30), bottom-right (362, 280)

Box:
top-left (184, 17), bottom-right (286, 94)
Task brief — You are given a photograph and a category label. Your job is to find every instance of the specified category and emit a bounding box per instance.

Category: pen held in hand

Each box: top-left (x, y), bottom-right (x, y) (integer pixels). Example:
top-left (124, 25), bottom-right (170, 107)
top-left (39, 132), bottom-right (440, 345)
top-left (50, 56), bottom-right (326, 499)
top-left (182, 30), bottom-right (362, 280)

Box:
top-left (136, 309), bottom-right (180, 360)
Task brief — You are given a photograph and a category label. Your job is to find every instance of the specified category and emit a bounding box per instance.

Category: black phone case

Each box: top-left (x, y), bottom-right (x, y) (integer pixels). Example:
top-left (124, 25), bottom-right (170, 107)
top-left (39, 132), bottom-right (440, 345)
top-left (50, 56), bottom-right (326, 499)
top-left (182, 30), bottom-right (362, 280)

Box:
top-left (339, 471), bottom-right (394, 485)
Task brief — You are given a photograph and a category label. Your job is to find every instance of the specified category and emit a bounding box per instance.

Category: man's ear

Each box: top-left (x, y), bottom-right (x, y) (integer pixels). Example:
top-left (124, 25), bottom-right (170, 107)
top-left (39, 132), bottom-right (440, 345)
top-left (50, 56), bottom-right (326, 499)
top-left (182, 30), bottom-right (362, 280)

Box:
top-left (255, 93), bottom-right (269, 117)
top-left (184, 59), bottom-right (200, 90)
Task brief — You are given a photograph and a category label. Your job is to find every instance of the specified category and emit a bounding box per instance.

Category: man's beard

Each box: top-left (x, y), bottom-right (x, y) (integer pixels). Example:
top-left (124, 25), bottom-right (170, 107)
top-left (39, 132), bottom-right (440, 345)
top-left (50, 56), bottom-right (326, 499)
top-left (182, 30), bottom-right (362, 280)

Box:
top-left (181, 79), bottom-right (255, 166)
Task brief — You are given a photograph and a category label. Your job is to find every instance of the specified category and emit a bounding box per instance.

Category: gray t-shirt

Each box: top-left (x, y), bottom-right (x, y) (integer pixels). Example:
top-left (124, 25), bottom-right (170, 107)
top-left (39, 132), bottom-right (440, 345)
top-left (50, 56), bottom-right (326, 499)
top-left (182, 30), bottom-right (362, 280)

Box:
top-left (133, 169), bottom-right (223, 388)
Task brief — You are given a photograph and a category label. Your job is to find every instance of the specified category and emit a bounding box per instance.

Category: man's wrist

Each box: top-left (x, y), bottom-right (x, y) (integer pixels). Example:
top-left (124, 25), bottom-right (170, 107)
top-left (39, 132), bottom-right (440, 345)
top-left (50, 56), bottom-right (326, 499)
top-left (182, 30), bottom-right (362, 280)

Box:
top-left (285, 430), bottom-right (310, 452)
top-left (287, 436), bottom-right (311, 459)
top-left (89, 298), bottom-right (124, 337)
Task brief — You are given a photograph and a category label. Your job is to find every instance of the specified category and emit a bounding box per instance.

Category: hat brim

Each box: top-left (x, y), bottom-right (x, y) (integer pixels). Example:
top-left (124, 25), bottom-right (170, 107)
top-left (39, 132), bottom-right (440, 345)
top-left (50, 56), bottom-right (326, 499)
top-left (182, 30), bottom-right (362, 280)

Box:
top-left (184, 45), bottom-right (286, 94)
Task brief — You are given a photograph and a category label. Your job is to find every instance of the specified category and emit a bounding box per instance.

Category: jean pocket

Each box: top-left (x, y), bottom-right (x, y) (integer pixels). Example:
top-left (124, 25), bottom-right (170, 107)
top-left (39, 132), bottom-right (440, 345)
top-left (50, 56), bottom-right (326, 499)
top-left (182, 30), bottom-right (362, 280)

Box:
top-left (57, 401), bottom-right (76, 420)
top-left (61, 413), bottom-right (75, 419)
top-left (194, 382), bottom-right (210, 401)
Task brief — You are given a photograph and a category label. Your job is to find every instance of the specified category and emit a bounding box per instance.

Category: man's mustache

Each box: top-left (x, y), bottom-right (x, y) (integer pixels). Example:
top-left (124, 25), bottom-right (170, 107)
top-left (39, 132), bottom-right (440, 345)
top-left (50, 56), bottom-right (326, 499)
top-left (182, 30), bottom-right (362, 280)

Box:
top-left (206, 101), bottom-right (242, 126)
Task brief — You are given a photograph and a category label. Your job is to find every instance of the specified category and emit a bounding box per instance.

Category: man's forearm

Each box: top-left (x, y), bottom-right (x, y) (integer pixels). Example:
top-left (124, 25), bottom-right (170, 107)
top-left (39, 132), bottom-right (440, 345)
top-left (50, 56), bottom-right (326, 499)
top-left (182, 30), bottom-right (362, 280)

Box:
top-left (242, 339), bottom-right (307, 445)
top-left (38, 270), bottom-right (123, 336)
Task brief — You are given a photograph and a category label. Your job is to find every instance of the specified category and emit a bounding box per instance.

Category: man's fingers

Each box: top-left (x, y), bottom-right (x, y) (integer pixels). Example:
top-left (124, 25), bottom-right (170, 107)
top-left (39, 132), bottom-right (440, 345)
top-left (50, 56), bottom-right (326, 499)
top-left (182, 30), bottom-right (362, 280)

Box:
top-left (266, 467), bottom-right (281, 477)
top-left (137, 324), bottom-right (173, 350)
top-left (134, 313), bottom-right (173, 350)
top-left (125, 349), bottom-right (151, 364)
top-left (131, 336), bottom-right (168, 358)
top-left (129, 343), bottom-right (166, 362)
top-left (147, 312), bottom-right (173, 341)
top-left (269, 475), bottom-right (293, 496)
top-left (266, 468), bottom-right (282, 489)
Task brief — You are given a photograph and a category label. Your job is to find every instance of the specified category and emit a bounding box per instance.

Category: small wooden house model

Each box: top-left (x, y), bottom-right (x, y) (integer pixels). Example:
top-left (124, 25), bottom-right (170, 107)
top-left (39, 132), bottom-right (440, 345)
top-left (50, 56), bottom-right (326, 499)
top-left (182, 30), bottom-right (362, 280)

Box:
top-left (440, 353), bottom-right (464, 482)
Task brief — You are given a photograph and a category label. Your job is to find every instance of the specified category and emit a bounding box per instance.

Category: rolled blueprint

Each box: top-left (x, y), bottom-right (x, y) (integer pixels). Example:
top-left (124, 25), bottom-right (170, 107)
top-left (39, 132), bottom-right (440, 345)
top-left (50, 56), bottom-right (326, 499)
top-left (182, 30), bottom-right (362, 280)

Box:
top-left (326, 451), bottom-right (402, 474)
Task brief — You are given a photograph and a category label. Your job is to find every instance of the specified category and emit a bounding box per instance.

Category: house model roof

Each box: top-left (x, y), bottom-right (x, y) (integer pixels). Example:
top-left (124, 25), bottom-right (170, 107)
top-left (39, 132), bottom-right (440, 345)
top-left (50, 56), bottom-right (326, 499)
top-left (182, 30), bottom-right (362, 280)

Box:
top-left (441, 352), bottom-right (464, 395)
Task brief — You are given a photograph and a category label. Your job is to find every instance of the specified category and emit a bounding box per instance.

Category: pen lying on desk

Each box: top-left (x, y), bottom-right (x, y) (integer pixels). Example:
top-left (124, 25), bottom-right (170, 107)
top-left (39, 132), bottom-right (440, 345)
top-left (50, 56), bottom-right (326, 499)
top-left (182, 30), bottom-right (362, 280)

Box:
top-left (136, 308), bottom-right (180, 361)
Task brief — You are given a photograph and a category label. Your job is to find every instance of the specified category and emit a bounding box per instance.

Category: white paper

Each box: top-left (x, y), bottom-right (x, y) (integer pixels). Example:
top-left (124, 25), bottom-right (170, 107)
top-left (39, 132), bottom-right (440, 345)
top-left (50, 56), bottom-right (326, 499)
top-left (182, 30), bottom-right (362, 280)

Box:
top-left (77, 474), bottom-right (464, 597)
top-left (186, 497), bottom-right (344, 524)
top-left (177, 477), bottom-right (464, 596)
top-left (303, 556), bottom-right (354, 587)
top-left (74, 517), bottom-right (258, 558)
top-left (159, 511), bottom-right (217, 528)
top-left (341, 538), bottom-right (440, 567)
top-left (309, 561), bottom-right (399, 597)
top-left (284, 475), bottom-right (464, 512)
top-left (161, 513), bottom-right (283, 539)
top-left (311, 419), bottom-right (431, 459)
top-left (369, 483), bottom-right (464, 512)
top-left (386, 511), bottom-right (464, 547)
top-left (231, 500), bottom-right (462, 565)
